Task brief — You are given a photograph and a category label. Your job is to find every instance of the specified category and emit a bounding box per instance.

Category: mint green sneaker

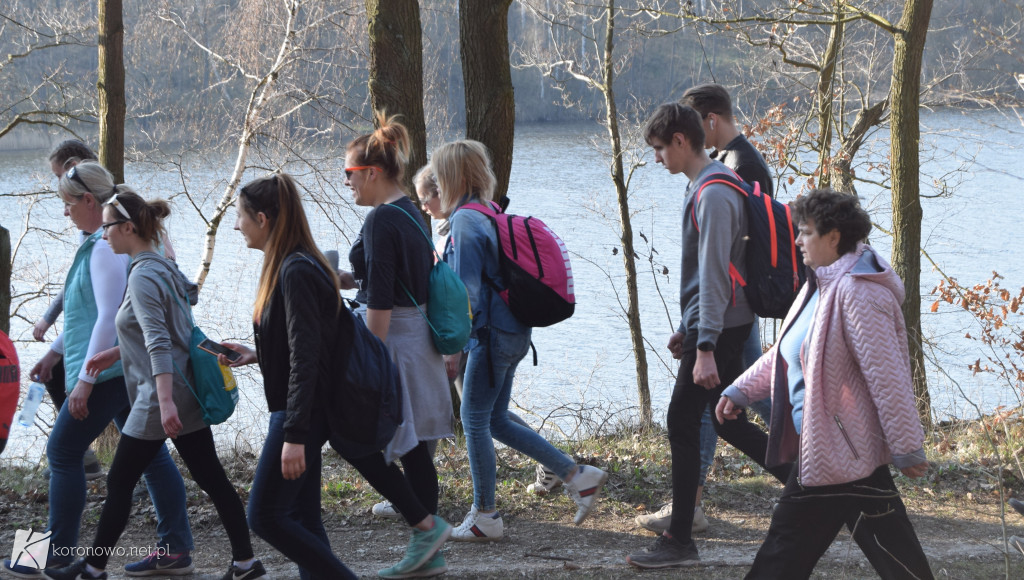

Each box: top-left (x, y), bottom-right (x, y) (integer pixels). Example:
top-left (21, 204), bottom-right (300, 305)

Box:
top-left (378, 552), bottom-right (447, 579)
top-left (378, 516), bottom-right (451, 578)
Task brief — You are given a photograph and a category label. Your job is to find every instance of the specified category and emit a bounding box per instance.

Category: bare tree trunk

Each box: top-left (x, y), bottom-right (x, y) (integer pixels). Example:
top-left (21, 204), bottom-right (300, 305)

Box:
top-left (814, 4), bottom-right (843, 189)
top-left (366, 0), bottom-right (426, 198)
top-left (0, 226), bottom-right (9, 335)
top-left (830, 99), bottom-right (887, 193)
top-left (460, 0), bottom-right (515, 206)
top-left (600, 0), bottom-right (651, 427)
top-left (890, 0), bottom-right (933, 426)
top-left (97, 0), bottom-right (125, 182)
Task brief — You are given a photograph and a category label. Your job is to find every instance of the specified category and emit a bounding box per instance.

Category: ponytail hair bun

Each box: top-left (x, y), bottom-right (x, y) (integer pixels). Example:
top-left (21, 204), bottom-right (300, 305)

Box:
top-left (346, 110), bottom-right (410, 182)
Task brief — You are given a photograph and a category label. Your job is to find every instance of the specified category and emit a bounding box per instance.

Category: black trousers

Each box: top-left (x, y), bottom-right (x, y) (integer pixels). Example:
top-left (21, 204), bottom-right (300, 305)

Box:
top-left (88, 428), bottom-right (253, 569)
top-left (666, 323), bottom-right (792, 542)
top-left (747, 464), bottom-right (933, 580)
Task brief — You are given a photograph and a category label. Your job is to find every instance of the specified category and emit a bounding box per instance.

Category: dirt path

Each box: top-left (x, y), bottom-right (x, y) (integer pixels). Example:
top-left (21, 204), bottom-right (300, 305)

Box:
top-left (6, 486), bottom-right (1019, 579)
top-left (5, 439), bottom-right (1023, 579)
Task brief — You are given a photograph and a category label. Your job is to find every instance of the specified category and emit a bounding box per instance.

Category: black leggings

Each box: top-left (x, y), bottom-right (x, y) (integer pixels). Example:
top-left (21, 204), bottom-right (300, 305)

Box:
top-left (345, 441), bottom-right (435, 525)
top-left (87, 428), bottom-right (253, 569)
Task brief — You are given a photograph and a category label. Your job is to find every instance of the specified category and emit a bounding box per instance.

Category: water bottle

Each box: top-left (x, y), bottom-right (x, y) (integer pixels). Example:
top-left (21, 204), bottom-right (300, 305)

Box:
top-left (17, 382), bottom-right (46, 427)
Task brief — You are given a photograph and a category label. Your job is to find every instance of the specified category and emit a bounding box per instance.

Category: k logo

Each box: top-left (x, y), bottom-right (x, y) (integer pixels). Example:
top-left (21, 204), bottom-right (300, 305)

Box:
top-left (11, 528), bottom-right (51, 569)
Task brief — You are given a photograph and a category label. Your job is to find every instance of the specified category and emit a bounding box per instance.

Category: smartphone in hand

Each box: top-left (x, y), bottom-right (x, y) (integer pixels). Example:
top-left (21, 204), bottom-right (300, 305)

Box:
top-left (197, 338), bottom-right (242, 363)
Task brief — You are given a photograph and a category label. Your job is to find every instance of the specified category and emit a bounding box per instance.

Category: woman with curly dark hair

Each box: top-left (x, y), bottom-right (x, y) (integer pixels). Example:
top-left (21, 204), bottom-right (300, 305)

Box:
top-left (718, 188), bottom-right (932, 579)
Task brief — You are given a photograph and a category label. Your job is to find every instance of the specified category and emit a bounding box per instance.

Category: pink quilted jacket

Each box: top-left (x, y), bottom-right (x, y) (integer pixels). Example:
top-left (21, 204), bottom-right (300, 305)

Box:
top-left (725, 243), bottom-right (926, 486)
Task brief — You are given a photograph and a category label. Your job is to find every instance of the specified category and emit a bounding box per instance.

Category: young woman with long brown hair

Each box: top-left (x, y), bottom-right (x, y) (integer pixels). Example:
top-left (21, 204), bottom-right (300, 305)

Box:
top-left (222, 173), bottom-right (450, 580)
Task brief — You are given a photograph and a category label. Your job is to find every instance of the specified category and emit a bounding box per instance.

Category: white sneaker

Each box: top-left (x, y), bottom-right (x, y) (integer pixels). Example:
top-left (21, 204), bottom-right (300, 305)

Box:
top-left (526, 464), bottom-right (563, 495)
top-left (634, 503), bottom-right (709, 534)
top-left (634, 503), bottom-right (672, 534)
top-left (372, 500), bottom-right (402, 519)
top-left (451, 506), bottom-right (503, 542)
top-left (564, 465), bottom-right (609, 525)
top-left (692, 504), bottom-right (709, 534)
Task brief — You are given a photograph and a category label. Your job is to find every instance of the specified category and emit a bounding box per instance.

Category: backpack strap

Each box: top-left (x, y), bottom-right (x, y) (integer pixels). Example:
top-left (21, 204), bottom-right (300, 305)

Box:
top-left (156, 272), bottom-right (196, 328)
top-left (461, 200), bottom-right (502, 217)
top-left (154, 275), bottom-right (206, 404)
top-left (386, 203), bottom-right (445, 263)
top-left (689, 171), bottom-right (755, 231)
top-left (288, 251), bottom-right (329, 282)
top-left (285, 252), bottom-right (350, 312)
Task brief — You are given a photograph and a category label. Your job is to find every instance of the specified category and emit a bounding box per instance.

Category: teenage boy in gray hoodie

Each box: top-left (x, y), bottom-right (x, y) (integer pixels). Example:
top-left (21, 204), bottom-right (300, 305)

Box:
top-left (626, 103), bottom-right (791, 569)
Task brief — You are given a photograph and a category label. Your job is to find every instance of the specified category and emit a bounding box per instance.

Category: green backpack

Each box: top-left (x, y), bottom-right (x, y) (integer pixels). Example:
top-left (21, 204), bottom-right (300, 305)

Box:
top-left (159, 276), bottom-right (238, 425)
top-left (388, 204), bottom-right (472, 355)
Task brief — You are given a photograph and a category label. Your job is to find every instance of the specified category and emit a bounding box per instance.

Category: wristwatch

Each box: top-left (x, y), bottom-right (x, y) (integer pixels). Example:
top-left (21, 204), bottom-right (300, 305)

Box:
top-left (697, 341), bottom-right (715, 352)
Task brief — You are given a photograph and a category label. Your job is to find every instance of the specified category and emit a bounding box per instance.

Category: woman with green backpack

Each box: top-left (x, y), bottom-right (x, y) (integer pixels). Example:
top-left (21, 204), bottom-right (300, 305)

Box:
top-left (45, 190), bottom-right (266, 580)
top-left (2, 162), bottom-right (194, 580)
top-left (343, 112), bottom-right (454, 535)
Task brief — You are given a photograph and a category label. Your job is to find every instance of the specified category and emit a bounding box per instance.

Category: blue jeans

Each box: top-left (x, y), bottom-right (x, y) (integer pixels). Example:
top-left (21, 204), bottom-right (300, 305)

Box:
top-left (248, 411), bottom-right (356, 580)
top-left (462, 326), bottom-right (575, 512)
top-left (698, 409), bottom-right (716, 486)
top-left (743, 317), bottom-right (765, 369)
top-left (46, 377), bottom-right (192, 565)
top-left (698, 320), bottom-right (773, 486)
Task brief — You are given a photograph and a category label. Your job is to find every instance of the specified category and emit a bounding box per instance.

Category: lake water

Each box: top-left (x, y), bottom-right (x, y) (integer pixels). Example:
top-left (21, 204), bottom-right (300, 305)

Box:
top-left (1, 108), bottom-right (1022, 463)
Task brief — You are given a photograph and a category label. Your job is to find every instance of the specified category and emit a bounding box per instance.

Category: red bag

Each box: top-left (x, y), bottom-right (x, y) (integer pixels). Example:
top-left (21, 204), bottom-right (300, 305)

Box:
top-left (0, 329), bottom-right (20, 442)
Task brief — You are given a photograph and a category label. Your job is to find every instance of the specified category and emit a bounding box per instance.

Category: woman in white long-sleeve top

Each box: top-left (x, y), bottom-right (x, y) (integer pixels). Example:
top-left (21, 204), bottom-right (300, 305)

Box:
top-left (717, 188), bottom-right (932, 580)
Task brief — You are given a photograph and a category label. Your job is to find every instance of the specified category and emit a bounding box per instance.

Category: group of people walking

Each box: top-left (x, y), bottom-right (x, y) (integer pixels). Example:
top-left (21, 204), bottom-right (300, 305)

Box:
top-left (3, 114), bottom-right (608, 580)
top-left (3, 81), bottom-right (933, 580)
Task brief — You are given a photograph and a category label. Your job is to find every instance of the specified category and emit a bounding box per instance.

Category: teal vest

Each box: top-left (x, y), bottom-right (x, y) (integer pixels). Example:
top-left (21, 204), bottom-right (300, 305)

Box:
top-left (63, 232), bottom-right (125, 393)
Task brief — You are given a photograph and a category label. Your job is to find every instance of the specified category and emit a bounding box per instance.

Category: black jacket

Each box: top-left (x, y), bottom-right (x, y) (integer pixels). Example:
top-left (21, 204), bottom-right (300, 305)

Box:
top-left (254, 252), bottom-right (351, 444)
top-left (712, 134), bottom-right (775, 198)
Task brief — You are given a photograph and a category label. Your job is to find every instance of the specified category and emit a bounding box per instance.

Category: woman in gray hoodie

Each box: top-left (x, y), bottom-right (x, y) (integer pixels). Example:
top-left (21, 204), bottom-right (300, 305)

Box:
top-left (45, 190), bottom-right (266, 580)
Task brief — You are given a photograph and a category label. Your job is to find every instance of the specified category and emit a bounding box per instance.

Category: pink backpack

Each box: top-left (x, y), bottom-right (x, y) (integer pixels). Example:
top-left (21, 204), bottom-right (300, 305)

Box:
top-left (463, 201), bottom-right (575, 327)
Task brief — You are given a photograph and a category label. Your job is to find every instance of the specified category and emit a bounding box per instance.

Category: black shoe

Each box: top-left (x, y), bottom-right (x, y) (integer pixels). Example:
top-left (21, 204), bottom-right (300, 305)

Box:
top-left (220, 560), bottom-right (267, 580)
top-left (43, 559), bottom-right (107, 580)
top-left (1010, 498), bottom-right (1024, 518)
top-left (626, 534), bottom-right (700, 569)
